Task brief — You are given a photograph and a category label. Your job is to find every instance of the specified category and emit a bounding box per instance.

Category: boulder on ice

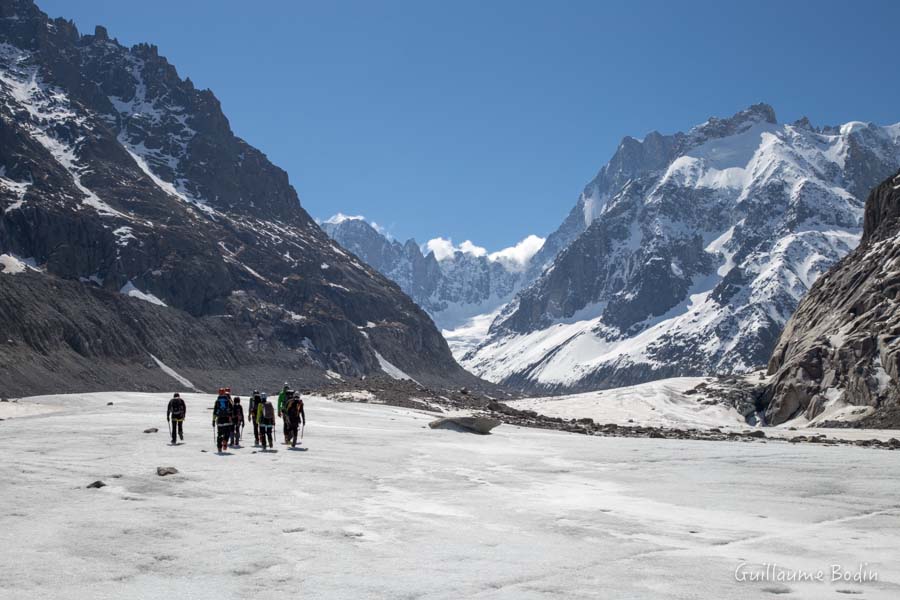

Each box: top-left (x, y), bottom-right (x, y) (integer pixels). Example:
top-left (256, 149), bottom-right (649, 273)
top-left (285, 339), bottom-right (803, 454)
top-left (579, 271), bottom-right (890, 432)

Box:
top-left (156, 467), bottom-right (178, 477)
top-left (428, 416), bottom-right (501, 435)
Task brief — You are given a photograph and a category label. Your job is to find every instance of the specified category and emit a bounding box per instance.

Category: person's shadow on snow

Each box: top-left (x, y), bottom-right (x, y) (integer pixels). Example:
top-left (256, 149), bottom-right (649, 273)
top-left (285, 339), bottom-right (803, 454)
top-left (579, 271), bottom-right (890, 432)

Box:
top-left (288, 447), bottom-right (308, 452)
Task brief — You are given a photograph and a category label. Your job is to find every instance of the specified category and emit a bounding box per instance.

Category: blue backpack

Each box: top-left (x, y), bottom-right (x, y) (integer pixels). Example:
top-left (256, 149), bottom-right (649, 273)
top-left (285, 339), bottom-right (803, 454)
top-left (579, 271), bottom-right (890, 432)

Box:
top-left (216, 397), bottom-right (231, 421)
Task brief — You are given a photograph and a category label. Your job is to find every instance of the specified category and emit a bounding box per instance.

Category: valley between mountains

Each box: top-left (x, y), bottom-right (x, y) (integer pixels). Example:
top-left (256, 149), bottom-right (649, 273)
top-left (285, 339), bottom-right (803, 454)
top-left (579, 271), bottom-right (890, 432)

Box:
top-left (1, 0), bottom-right (899, 431)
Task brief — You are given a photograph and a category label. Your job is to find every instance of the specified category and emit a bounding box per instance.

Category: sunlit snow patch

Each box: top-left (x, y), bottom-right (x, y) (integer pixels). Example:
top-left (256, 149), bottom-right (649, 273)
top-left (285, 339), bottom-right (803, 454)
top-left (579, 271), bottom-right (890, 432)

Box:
top-left (149, 354), bottom-right (198, 391)
top-left (120, 281), bottom-right (167, 306)
top-left (374, 351), bottom-right (418, 384)
top-left (0, 253), bottom-right (40, 274)
top-left (508, 377), bottom-right (748, 430)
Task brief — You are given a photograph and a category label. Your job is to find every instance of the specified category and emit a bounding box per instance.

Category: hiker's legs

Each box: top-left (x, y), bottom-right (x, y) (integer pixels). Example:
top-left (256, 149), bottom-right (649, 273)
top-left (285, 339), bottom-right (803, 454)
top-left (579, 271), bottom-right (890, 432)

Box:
top-left (218, 425), bottom-right (231, 450)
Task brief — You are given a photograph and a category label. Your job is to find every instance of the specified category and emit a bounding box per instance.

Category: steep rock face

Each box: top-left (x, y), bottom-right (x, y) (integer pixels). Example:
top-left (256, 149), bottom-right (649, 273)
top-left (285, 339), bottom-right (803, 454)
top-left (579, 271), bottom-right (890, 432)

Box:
top-left (0, 0), bottom-right (479, 394)
top-left (321, 217), bottom-right (443, 311)
top-left (321, 216), bottom-right (524, 332)
top-left (764, 170), bottom-right (900, 425)
top-left (464, 105), bottom-right (900, 393)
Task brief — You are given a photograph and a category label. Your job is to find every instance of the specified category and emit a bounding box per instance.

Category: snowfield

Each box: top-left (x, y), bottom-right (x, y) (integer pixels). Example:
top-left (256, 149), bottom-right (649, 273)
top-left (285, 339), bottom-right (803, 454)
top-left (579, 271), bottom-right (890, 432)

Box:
top-left (508, 377), bottom-right (900, 442)
top-left (509, 377), bottom-right (748, 430)
top-left (1, 392), bottom-right (899, 599)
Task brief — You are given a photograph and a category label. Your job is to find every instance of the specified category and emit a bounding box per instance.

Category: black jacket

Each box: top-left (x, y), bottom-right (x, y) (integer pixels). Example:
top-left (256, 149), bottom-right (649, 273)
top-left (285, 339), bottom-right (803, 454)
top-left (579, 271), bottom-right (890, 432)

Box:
top-left (284, 397), bottom-right (305, 426)
top-left (167, 397), bottom-right (186, 420)
top-left (248, 395), bottom-right (261, 421)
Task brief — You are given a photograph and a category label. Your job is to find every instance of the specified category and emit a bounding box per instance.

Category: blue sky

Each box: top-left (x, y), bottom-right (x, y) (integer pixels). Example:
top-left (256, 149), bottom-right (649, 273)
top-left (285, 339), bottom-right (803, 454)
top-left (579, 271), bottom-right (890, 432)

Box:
top-left (39, 0), bottom-right (900, 251)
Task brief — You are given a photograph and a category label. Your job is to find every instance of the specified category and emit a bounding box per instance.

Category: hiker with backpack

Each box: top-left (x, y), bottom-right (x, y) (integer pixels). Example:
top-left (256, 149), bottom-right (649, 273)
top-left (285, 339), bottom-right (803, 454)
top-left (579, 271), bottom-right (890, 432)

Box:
top-left (212, 388), bottom-right (234, 452)
top-left (166, 392), bottom-right (186, 444)
top-left (248, 391), bottom-right (262, 446)
top-left (230, 396), bottom-right (245, 446)
top-left (257, 393), bottom-right (276, 450)
top-left (284, 392), bottom-right (306, 448)
top-left (277, 383), bottom-right (291, 441)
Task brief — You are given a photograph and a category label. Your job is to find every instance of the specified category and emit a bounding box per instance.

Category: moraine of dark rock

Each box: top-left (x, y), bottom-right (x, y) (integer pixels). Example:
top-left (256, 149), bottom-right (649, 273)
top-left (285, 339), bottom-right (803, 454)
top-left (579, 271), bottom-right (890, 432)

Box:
top-left (481, 398), bottom-right (898, 449)
top-left (764, 169), bottom-right (900, 426)
top-left (0, 0), bottom-right (490, 396)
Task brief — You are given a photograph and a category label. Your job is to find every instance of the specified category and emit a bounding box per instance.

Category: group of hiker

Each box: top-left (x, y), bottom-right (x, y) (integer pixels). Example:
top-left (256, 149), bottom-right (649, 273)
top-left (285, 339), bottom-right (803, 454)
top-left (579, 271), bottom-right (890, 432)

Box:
top-left (166, 383), bottom-right (306, 452)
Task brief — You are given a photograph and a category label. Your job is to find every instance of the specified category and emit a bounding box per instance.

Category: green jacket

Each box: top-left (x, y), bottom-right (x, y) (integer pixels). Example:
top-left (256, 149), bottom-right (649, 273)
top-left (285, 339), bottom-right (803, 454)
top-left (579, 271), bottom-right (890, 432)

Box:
top-left (277, 389), bottom-right (288, 414)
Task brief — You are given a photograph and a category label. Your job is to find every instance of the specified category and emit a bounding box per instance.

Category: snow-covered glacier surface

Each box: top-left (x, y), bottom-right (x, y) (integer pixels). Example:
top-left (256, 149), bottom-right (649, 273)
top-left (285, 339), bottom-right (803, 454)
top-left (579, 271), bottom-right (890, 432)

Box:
top-left (1, 392), bottom-right (899, 599)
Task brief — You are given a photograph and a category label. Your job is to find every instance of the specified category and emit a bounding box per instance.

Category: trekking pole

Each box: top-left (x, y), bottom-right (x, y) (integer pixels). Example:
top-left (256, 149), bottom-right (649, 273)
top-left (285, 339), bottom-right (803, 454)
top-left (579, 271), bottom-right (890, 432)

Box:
top-left (301, 422), bottom-right (305, 442)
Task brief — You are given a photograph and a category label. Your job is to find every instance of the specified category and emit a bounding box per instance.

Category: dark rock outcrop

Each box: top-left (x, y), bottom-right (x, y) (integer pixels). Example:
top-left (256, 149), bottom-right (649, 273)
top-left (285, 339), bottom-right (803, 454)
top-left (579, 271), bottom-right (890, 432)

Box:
top-left (428, 416), bottom-right (502, 434)
top-left (764, 169), bottom-right (900, 425)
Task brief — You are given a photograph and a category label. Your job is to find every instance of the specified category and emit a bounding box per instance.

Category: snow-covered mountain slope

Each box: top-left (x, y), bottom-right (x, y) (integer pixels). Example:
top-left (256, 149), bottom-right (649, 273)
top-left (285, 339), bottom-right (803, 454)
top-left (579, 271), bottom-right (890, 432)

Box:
top-left (321, 214), bottom-right (543, 355)
top-left (463, 104), bottom-right (900, 393)
top-left (0, 0), bottom-right (484, 395)
top-left (4, 391), bottom-right (900, 599)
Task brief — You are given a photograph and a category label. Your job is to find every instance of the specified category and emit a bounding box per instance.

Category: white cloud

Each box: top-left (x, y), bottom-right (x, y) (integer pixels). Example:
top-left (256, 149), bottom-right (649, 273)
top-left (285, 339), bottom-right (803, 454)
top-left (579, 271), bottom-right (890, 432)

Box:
top-left (425, 237), bottom-right (457, 261)
top-left (425, 237), bottom-right (489, 261)
top-left (458, 240), bottom-right (487, 257)
top-left (488, 234), bottom-right (546, 272)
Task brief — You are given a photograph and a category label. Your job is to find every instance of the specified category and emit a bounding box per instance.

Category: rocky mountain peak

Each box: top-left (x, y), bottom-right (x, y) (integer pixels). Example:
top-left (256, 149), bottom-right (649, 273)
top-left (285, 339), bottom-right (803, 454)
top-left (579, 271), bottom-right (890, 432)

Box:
top-left (0, 0), bottom-right (485, 395)
top-left (688, 102), bottom-right (777, 142)
top-left (862, 168), bottom-right (900, 243)
top-left (92, 25), bottom-right (109, 41)
top-left (322, 216), bottom-right (534, 356)
top-left (462, 107), bottom-right (900, 394)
